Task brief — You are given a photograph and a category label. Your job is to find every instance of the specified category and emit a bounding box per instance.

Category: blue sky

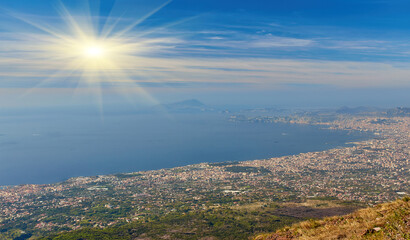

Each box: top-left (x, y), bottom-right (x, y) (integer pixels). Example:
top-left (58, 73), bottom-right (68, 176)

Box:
top-left (0, 0), bottom-right (410, 108)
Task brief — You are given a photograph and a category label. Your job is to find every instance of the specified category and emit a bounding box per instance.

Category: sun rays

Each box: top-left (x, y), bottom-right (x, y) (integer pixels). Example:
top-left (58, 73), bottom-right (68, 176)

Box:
top-left (3, 0), bottom-right (178, 111)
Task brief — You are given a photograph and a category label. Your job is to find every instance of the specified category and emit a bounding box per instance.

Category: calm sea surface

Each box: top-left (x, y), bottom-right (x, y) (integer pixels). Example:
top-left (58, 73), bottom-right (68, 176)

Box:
top-left (0, 113), bottom-right (370, 185)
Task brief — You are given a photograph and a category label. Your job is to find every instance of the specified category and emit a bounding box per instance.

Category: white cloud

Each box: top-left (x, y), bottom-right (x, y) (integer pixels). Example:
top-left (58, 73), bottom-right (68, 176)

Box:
top-left (2, 54), bottom-right (410, 89)
top-left (249, 35), bottom-right (313, 48)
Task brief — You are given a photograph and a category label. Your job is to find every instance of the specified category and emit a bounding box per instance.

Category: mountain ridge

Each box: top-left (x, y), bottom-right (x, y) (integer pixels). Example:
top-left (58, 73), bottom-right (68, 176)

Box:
top-left (144, 99), bottom-right (215, 113)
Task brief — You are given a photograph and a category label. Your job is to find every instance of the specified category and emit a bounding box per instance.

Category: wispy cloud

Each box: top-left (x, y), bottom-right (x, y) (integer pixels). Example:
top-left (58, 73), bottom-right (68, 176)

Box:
top-left (322, 40), bottom-right (387, 50)
top-left (248, 35), bottom-right (313, 48)
top-left (2, 53), bottom-right (410, 89)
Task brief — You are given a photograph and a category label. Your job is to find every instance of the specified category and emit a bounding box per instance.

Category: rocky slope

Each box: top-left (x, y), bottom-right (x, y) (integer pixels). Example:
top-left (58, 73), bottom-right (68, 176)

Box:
top-left (254, 197), bottom-right (410, 240)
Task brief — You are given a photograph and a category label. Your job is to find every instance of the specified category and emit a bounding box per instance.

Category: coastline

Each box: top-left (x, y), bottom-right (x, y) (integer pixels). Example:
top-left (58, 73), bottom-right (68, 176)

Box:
top-left (0, 114), bottom-right (372, 186)
top-left (0, 117), bottom-right (373, 188)
top-left (0, 115), bottom-right (408, 236)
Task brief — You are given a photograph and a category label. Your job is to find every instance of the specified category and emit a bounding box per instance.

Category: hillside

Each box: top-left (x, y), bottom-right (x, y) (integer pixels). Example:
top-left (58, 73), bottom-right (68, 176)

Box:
top-left (37, 198), bottom-right (409, 240)
top-left (36, 199), bottom-right (361, 240)
top-left (254, 197), bottom-right (410, 240)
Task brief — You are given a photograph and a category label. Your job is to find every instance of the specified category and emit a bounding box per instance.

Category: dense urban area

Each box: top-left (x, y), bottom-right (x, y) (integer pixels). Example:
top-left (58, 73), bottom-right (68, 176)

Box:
top-left (0, 109), bottom-right (409, 239)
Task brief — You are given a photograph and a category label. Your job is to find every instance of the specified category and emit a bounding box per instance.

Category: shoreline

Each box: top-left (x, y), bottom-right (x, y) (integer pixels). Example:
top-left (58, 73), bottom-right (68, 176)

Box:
top-left (0, 120), bottom-right (373, 188)
top-left (0, 115), bottom-right (408, 236)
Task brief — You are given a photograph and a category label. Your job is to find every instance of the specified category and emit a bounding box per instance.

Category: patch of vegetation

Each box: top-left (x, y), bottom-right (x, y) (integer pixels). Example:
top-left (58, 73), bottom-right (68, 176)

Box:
top-left (37, 199), bottom-right (358, 240)
top-left (225, 166), bottom-right (271, 174)
top-left (40, 206), bottom-right (298, 240)
top-left (309, 196), bottom-right (339, 201)
top-left (208, 161), bottom-right (239, 167)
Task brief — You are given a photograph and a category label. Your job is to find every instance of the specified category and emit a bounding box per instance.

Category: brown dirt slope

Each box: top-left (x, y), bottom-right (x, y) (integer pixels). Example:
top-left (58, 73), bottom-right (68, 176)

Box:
top-left (254, 197), bottom-right (410, 240)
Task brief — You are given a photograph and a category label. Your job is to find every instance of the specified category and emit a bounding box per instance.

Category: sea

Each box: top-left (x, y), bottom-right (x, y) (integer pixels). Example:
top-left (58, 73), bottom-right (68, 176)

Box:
top-left (0, 112), bottom-right (371, 185)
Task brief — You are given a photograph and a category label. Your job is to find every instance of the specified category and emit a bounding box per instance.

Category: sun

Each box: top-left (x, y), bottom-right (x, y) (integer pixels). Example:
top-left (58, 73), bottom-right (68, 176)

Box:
top-left (84, 45), bottom-right (105, 58)
top-left (6, 0), bottom-right (176, 111)
top-left (7, 0), bottom-right (174, 77)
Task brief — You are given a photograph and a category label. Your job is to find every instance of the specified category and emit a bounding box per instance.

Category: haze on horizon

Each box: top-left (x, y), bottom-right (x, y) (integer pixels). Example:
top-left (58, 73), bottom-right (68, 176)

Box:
top-left (0, 0), bottom-right (409, 110)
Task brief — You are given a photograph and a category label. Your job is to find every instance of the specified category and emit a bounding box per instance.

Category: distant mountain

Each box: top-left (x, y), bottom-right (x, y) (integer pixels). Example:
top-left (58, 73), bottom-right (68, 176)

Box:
top-left (146, 99), bottom-right (215, 113)
top-left (335, 106), bottom-right (410, 117)
top-left (386, 107), bottom-right (410, 117)
top-left (335, 106), bottom-right (383, 115)
top-left (254, 197), bottom-right (410, 240)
